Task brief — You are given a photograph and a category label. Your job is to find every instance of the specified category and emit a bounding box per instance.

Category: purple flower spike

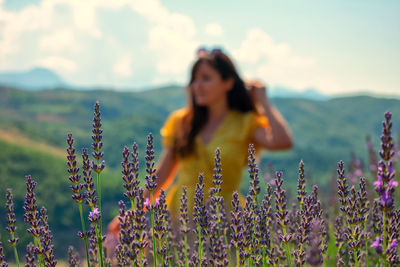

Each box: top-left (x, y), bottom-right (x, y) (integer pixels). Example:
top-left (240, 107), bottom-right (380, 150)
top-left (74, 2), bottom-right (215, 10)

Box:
top-left (91, 101), bottom-right (104, 158)
top-left (390, 239), bottom-right (398, 250)
top-left (66, 133), bottom-right (84, 204)
top-left (25, 242), bottom-right (35, 267)
top-left (6, 189), bottom-right (19, 247)
top-left (145, 133), bottom-right (157, 192)
top-left (88, 208), bottom-right (101, 224)
top-left (371, 236), bottom-right (383, 254)
top-left (248, 144), bottom-right (261, 205)
top-left (68, 246), bottom-right (80, 267)
top-left (0, 242), bottom-right (7, 267)
top-left (82, 148), bottom-right (97, 208)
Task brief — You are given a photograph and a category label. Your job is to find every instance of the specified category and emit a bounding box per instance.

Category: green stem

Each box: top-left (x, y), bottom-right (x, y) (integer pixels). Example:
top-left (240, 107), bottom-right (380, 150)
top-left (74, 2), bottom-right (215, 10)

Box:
top-left (140, 249), bottom-right (144, 267)
top-left (197, 224), bottom-right (203, 262)
top-left (174, 247), bottom-right (179, 265)
top-left (34, 236), bottom-right (44, 267)
top-left (95, 223), bottom-right (104, 267)
top-left (150, 191), bottom-right (157, 267)
top-left (12, 237), bottom-right (20, 267)
top-left (283, 228), bottom-right (292, 267)
top-left (364, 220), bottom-right (368, 265)
top-left (383, 212), bottom-right (387, 266)
top-left (78, 204), bottom-right (91, 267)
top-left (184, 229), bottom-right (188, 267)
top-left (165, 221), bottom-right (171, 266)
top-left (225, 234), bottom-right (232, 267)
top-left (236, 244), bottom-right (240, 267)
top-left (131, 199), bottom-right (135, 212)
top-left (354, 247), bottom-right (359, 267)
top-left (96, 170), bottom-right (103, 236)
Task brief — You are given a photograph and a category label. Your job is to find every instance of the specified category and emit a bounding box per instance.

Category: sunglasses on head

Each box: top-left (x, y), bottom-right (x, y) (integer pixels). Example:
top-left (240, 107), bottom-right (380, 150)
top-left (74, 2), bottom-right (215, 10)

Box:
top-left (196, 47), bottom-right (222, 58)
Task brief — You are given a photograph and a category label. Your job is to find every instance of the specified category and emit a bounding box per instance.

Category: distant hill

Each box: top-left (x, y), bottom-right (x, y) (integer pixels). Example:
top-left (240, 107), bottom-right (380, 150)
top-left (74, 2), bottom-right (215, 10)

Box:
top-left (269, 86), bottom-right (330, 101)
top-left (0, 67), bottom-right (332, 101)
top-left (0, 67), bottom-right (65, 90)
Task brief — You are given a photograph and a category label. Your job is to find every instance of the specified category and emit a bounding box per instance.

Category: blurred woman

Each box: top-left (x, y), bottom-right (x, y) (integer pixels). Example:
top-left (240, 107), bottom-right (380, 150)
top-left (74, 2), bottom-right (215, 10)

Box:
top-left (107, 47), bottom-right (293, 239)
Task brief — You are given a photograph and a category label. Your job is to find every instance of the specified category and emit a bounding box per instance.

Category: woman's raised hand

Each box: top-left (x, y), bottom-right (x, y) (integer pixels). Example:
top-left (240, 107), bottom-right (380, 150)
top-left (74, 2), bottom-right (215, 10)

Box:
top-left (245, 80), bottom-right (269, 109)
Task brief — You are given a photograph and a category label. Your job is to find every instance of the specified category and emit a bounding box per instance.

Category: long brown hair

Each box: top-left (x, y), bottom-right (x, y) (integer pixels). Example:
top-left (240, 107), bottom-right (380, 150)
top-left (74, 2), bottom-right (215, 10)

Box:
top-left (174, 49), bottom-right (256, 157)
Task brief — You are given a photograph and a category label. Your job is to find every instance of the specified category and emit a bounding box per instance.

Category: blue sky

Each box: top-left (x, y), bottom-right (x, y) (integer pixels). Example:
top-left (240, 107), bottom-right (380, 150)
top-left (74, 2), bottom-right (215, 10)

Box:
top-left (0, 0), bottom-right (399, 96)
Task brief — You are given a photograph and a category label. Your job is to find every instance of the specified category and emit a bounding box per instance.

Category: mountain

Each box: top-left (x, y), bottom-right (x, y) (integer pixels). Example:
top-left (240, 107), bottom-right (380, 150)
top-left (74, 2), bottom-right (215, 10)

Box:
top-left (0, 67), bottom-right (65, 90)
top-left (269, 86), bottom-right (330, 101)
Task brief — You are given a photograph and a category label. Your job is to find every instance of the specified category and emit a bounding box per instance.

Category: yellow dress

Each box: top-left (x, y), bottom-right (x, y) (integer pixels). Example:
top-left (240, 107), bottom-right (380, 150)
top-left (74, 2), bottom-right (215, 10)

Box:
top-left (160, 108), bottom-right (269, 218)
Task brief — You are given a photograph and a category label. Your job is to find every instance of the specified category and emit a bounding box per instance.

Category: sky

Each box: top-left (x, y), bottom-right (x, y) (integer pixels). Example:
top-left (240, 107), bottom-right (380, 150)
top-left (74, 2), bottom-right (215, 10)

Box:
top-left (0, 0), bottom-right (399, 96)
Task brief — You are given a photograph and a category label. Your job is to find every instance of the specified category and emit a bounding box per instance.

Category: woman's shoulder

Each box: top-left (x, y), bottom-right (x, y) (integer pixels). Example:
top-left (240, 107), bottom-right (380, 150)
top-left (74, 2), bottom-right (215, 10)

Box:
top-left (161, 108), bottom-right (188, 136)
top-left (169, 108), bottom-right (189, 120)
top-left (228, 109), bottom-right (269, 134)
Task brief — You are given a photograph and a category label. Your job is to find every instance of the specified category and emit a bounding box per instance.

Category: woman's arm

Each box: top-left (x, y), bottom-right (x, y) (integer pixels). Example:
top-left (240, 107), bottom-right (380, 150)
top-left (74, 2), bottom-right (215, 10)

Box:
top-left (247, 81), bottom-right (293, 151)
top-left (145, 147), bottom-right (179, 201)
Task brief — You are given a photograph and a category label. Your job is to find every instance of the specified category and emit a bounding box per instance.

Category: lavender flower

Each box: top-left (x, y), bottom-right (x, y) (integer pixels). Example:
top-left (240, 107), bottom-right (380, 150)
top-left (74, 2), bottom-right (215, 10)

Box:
top-left (373, 111), bottom-right (397, 263)
top-left (145, 133), bottom-right (157, 192)
top-left (90, 101), bottom-right (105, 267)
top-left (125, 142), bottom-right (140, 210)
top-left (305, 219), bottom-right (324, 266)
top-left (25, 242), bottom-right (36, 267)
top-left (121, 146), bottom-right (136, 208)
top-left (261, 184), bottom-right (276, 265)
top-left (193, 174), bottom-right (207, 262)
top-left (371, 236), bottom-right (382, 253)
top-left (82, 148), bottom-right (97, 208)
top-left (67, 133), bottom-right (84, 204)
top-left (67, 246), bottom-right (80, 267)
top-left (6, 188), bottom-right (20, 267)
top-left (240, 196), bottom-right (254, 265)
top-left (297, 160), bottom-right (307, 210)
top-left (24, 175), bottom-right (44, 250)
top-left (88, 226), bottom-right (98, 266)
top-left (117, 201), bottom-right (135, 264)
top-left (180, 186), bottom-right (190, 267)
top-left (0, 242), bottom-right (7, 267)
top-left (88, 208), bottom-right (101, 224)
top-left (248, 144), bottom-right (261, 205)
top-left (230, 191), bottom-right (243, 265)
top-left (334, 216), bottom-right (345, 264)
top-left (154, 190), bottom-right (168, 264)
top-left (91, 101), bottom-right (104, 165)
top-left (133, 187), bottom-right (148, 266)
top-left (212, 147), bottom-right (223, 197)
top-left (294, 195), bottom-right (313, 266)
top-left (209, 147), bottom-right (224, 237)
top-left (40, 207), bottom-right (57, 266)
top-left (274, 171), bottom-right (292, 266)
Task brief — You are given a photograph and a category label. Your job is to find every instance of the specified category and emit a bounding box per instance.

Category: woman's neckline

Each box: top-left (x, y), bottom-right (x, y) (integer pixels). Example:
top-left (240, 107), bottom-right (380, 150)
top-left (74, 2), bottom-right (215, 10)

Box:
top-left (198, 110), bottom-right (232, 147)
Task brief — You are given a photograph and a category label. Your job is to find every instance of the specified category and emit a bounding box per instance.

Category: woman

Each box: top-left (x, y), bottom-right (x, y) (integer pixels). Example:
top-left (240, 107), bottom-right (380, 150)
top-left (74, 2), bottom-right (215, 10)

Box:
top-left (107, 47), bottom-right (292, 237)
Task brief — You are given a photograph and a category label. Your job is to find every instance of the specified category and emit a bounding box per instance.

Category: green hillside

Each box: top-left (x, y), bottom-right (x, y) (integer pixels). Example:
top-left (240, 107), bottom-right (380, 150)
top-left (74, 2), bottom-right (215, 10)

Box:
top-left (0, 84), bottom-right (399, 258)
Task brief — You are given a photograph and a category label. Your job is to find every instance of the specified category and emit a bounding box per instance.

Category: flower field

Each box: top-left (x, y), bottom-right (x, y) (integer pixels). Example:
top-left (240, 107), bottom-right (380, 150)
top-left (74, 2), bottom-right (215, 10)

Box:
top-left (1, 101), bottom-right (399, 267)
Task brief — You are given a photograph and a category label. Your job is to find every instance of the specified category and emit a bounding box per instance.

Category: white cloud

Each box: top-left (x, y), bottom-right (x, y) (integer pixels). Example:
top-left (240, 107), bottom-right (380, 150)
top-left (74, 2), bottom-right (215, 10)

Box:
top-left (39, 28), bottom-right (79, 52)
top-left (232, 28), bottom-right (336, 92)
top-left (0, 0), bottom-right (199, 85)
top-left (205, 23), bottom-right (223, 37)
top-left (139, 1), bottom-right (199, 78)
top-left (113, 56), bottom-right (132, 77)
top-left (37, 56), bottom-right (77, 73)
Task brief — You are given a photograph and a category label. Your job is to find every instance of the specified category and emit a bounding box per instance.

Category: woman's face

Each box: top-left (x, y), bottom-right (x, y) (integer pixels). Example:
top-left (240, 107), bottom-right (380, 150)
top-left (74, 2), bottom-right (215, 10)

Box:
top-left (191, 62), bottom-right (233, 107)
